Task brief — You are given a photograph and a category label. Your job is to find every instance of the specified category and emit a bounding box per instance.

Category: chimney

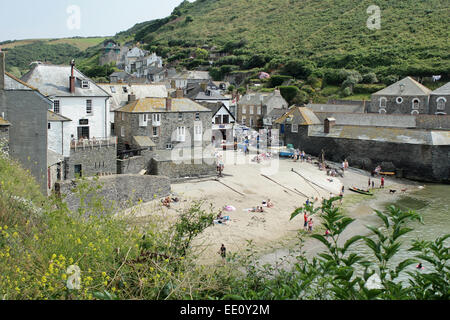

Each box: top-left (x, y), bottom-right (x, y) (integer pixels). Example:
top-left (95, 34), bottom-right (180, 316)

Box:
top-left (166, 97), bottom-right (172, 111)
top-left (0, 51), bottom-right (5, 90)
top-left (324, 117), bottom-right (336, 134)
top-left (69, 59), bottom-right (76, 94)
top-left (128, 93), bottom-right (136, 102)
top-left (176, 89), bottom-right (183, 98)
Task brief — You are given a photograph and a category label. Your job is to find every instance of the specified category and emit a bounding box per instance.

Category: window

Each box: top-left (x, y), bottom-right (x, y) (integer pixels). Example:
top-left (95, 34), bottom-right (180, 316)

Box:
top-left (437, 97), bottom-right (446, 111)
top-left (54, 100), bottom-right (60, 114)
top-left (292, 124), bottom-right (298, 133)
top-left (177, 126), bottom-right (186, 142)
top-left (81, 80), bottom-right (90, 89)
top-left (153, 126), bottom-right (159, 137)
top-left (242, 106), bottom-right (247, 114)
top-left (195, 112), bottom-right (200, 121)
top-left (121, 113), bottom-right (125, 121)
top-left (215, 115), bottom-right (221, 124)
top-left (139, 114), bottom-right (148, 127)
top-left (79, 119), bottom-right (89, 125)
top-left (121, 127), bottom-right (125, 137)
top-left (152, 114), bottom-right (161, 126)
top-left (178, 113), bottom-right (183, 121)
top-left (166, 143), bottom-right (173, 150)
top-left (412, 98), bottom-right (420, 110)
top-left (257, 106), bottom-right (262, 115)
top-left (86, 100), bottom-right (93, 115)
top-left (242, 116), bottom-right (246, 125)
top-left (396, 97), bottom-right (403, 104)
top-left (223, 115), bottom-right (230, 124)
top-left (194, 123), bottom-right (202, 141)
top-left (250, 106), bottom-right (254, 115)
top-left (110, 86), bottom-right (116, 93)
top-left (379, 97), bottom-right (387, 109)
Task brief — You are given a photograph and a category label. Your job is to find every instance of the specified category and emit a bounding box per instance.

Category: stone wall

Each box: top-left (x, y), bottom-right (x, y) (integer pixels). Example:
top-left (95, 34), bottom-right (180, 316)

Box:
top-left (65, 144), bottom-right (117, 179)
top-left (0, 126), bottom-right (9, 154)
top-left (284, 126), bottom-right (449, 183)
top-left (149, 158), bottom-right (216, 181)
top-left (117, 150), bottom-right (154, 174)
top-left (415, 115), bottom-right (450, 130)
top-left (369, 95), bottom-right (430, 114)
top-left (429, 94), bottom-right (450, 115)
top-left (57, 174), bottom-right (171, 212)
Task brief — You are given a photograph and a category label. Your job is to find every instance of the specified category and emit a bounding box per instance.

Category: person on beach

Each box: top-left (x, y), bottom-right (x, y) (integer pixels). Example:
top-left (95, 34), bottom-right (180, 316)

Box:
top-left (368, 178), bottom-right (371, 188)
top-left (308, 218), bottom-right (313, 233)
top-left (304, 212), bottom-right (308, 231)
top-left (325, 229), bottom-right (330, 238)
top-left (372, 180), bottom-right (375, 189)
top-left (306, 198), bottom-right (310, 206)
top-left (381, 177), bottom-right (385, 188)
top-left (267, 199), bottom-right (274, 208)
top-left (219, 244), bottom-right (227, 261)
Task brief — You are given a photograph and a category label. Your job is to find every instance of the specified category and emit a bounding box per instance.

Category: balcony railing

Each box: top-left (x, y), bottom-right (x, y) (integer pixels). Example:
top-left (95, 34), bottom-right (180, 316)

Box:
top-left (70, 136), bottom-right (117, 150)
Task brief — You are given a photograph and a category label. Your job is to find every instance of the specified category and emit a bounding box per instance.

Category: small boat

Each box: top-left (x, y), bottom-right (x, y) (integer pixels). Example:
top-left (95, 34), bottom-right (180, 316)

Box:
top-left (349, 187), bottom-right (373, 196)
top-left (380, 172), bottom-right (395, 176)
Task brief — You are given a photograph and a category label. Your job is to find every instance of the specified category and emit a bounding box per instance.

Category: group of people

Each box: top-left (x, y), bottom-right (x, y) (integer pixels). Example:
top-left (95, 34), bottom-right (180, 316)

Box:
top-left (368, 176), bottom-right (385, 189)
top-left (251, 152), bottom-right (273, 163)
top-left (292, 149), bottom-right (307, 162)
top-left (161, 196), bottom-right (180, 208)
top-left (303, 212), bottom-right (314, 233)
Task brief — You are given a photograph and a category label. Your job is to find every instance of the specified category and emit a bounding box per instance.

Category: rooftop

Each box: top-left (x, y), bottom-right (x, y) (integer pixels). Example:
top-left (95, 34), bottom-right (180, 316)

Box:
top-left (21, 64), bottom-right (110, 98)
top-left (372, 76), bottom-right (432, 96)
top-left (306, 103), bottom-right (365, 113)
top-left (275, 107), bottom-right (321, 125)
top-left (431, 82), bottom-right (450, 96)
top-left (0, 116), bottom-right (11, 126)
top-left (116, 97), bottom-right (211, 113)
top-left (47, 111), bottom-right (71, 122)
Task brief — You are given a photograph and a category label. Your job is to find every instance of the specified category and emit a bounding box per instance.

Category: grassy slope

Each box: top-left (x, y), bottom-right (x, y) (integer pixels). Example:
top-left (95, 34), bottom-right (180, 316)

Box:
top-left (0, 37), bottom-right (107, 51)
top-left (134, 0), bottom-right (449, 74)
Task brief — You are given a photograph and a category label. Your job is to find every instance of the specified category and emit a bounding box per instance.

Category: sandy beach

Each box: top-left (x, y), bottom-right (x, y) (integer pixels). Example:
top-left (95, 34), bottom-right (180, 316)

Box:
top-left (125, 149), bottom-right (420, 265)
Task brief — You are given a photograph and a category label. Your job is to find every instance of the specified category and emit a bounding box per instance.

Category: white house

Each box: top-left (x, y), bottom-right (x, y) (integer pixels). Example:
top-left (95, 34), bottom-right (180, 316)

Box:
top-left (22, 62), bottom-right (111, 155)
top-left (47, 111), bottom-right (72, 157)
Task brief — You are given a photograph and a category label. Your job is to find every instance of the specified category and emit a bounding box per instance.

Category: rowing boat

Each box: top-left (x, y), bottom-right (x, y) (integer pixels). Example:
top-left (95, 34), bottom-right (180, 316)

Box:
top-left (349, 187), bottom-right (373, 196)
top-left (380, 172), bottom-right (395, 176)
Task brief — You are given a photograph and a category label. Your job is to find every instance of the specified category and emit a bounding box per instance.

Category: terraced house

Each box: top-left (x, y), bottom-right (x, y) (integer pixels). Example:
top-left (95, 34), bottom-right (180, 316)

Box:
top-left (114, 97), bottom-right (215, 179)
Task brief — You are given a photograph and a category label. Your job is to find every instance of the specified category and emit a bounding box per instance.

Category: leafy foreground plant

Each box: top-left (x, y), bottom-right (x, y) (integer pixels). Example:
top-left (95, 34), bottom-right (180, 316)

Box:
top-left (220, 198), bottom-right (449, 300)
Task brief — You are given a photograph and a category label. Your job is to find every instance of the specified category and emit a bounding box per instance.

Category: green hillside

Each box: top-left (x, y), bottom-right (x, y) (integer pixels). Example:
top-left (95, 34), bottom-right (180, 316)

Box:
top-left (124, 0), bottom-right (449, 77)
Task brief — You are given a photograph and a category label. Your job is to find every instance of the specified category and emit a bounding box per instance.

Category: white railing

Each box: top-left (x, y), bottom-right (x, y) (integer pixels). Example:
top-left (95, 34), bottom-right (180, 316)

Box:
top-left (71, 136), bottom-right (117, 150)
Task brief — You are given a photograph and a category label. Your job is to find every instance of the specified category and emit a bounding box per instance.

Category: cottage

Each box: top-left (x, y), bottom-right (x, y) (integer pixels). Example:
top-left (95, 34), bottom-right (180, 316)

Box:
top-left (198, 102), bottom-right (236, 144)
top-left (238, 90), bottom-right (288, 130)
top-left (429, 82), bottom-right (450, 115)
top-left (369, 77), bottom-right (432, 115)
top-left (0, 52), bottom-right (53, 193)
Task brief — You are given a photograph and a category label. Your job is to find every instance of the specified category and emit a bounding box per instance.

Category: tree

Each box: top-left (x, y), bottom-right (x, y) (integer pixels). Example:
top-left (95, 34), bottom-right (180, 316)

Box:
top-left (362, 72), bottom-right (378, 84)
top-left (279, 86), bottom-right (300, 105)
top-left (282, 59), bottom-right (316, 79)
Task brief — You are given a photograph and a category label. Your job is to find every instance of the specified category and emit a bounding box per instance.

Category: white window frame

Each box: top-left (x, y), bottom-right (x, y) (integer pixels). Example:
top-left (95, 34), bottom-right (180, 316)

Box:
top-left (177, 126), bottom-right (186, 142)
top-left (166, 143), bottom-right (173, 150)
top-left (81, 80), bottom-right (90, 89)
top-left (436, 97), bottom-right (446, 111)
top-left (152, 126), bottom-right (159, 137)
top-left (86, 100), bottom-right (93, 115)
top-left (53, 100), bottom-right (60, 114)
top-left (121, 112), bottom-right (125, 121)
top-left (250, 106), bottom-right (254, 115)
top-left (379, 97), bottom-right (387, 109)
top-left (194, 123), bottom-right (203, 141)
top-left (178, 113), bottom-right (183, 121)
top-left (257, 106), bottom-right (262, 115)
top-left (139, 114), bottom-right (148, 127)
top-left (412, 98), bottom-right (420, 110)
top-left (242, 106), bottom-right (247, 114)
top-left (121, 127), bottom-right (125, 137)
top-left (292, 124), bottom-right (298, 133)
top-left (152, 114), bottom-right (161, 126)
top-left (396, 97), bottom-right (403, 104)
top-left (195, 112), bottom-right (200, 121)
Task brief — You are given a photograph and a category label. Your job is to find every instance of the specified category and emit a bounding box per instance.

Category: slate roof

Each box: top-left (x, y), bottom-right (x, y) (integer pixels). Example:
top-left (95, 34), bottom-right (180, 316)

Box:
top-left (47, 111), bottom-right (71, 122)
top-left (4, 72), bottom-right (35, 90)
top-left (372, 76), bottom-right (432, 96)
top-left (195, 90), bottom-right (229, 101)
top-left (47, 149), bottom-right (64, 167)
top-left (133, 136), bottom-right (156, 148)
top-left (308, 125), bottom-right (450, 146)
top-left (21, 64), bottom-right (110, 98)
top-left (239, 92), bottom-right (271, 105)
top-left (117, 98), bottom-right (211, 113)
top-left (306, 103), bottom-right (365, 113)
top-left (98, 84), bottom-right (168, 111)
top-left (431, 82), bottom-right (450, 96)
top-left (275, 107), bottom-right (321, 125)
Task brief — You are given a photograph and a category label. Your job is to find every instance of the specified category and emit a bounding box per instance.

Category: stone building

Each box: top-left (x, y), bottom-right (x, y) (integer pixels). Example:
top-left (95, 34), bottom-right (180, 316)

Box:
top-left (276, 109), bottom-right (450, 183)
top-left (114, 97), bottom-right (215, 179)
top-left (0, 52), bottom-right (53, 193)
top-left (429, 82), bottom-right (450, 115)
top-left (237, 90), bottom-right (288, 130)
top-left (369, 77), bottom-right (432, 115)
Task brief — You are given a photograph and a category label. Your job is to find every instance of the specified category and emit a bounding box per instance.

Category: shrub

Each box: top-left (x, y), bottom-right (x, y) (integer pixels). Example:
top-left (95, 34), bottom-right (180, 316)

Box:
top-left (362, 72), bottom-right (378, 84)
top-left (279, 86), bottom-right (300, 105)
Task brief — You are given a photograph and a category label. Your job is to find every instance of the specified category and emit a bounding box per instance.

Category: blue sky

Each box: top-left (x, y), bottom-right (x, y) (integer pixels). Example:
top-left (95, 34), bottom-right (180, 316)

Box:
top-left (0, 0), bottom-right (190, 42)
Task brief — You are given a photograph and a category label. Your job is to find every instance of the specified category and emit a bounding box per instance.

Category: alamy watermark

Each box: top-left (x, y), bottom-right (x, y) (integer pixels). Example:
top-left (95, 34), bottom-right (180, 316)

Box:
top-left (66, 5), bottom-right (81, 30)
top-left (367, 5), bottom-right (381, 30)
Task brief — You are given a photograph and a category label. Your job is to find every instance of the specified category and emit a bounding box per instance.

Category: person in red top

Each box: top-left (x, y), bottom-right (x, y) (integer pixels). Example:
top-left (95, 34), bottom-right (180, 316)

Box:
top-left (304, 212), bottom-right (308, 231)
top-left (381, 177), bottom-right (385, 188)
